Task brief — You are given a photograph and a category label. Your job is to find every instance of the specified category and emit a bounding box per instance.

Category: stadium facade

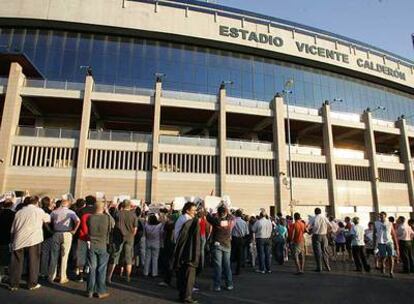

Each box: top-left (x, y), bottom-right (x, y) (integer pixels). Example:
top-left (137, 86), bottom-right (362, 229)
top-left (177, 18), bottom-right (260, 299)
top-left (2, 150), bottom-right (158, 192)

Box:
top-left (0, 0), bottom-right (414, 221)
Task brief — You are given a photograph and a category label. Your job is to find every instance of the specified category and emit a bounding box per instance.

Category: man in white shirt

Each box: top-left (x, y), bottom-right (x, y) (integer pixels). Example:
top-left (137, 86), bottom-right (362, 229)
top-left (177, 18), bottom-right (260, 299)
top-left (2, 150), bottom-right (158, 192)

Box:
top-left (396, 216), bottom-right (414, 273)
top-left (309, 208), bottom-right (332, 272)
top-left (373, 211), bottom-right (399, 278)
top-left (252, 210), bottom-right (273, 274)
top-left (350, 217), bottom-right (370, 272)
top-left (9, 196), bottom-right (51, 291)
top-left (48, 199), bottom-right (80, 284)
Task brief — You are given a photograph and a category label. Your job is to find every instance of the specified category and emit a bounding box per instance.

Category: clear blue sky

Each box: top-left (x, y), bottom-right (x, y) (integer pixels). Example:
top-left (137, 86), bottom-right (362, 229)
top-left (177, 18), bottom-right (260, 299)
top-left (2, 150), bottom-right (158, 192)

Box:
top-left (216, 0), bottom-right (414, 61)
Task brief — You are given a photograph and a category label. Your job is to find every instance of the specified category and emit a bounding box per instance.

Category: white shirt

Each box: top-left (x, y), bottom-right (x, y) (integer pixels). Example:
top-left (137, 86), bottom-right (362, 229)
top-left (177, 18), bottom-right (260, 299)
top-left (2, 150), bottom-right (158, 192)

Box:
top-left (309, 214), bottom-right (331, 235)
top-left (350, 224), bottom-right (365, 246)
top-left (252, 217), bottom-right (273, 239)
top-left (174, 214), bottom-right (192, 241)
top-left (374, 220), bottom-right (393, 244)
top-left (396, 223), bottom-right (414, 241)
top-left (11, 204), bottom-right (50, 251)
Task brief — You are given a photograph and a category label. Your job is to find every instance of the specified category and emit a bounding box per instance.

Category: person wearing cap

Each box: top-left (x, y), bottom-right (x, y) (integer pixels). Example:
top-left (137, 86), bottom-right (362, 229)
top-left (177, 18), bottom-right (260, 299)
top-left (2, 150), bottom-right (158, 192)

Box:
top-left (350, 217), bottom-right (370, 272)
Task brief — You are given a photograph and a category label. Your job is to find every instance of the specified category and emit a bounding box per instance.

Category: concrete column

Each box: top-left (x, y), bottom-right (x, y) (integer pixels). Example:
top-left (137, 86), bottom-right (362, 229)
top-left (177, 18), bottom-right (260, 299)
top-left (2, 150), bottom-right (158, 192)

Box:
top-left (219, 86), bottom-right (227, 196)
top-left (74, 75), bottom-right (94, 198)
top-left (0, 63), bottom-right (25, 193)
top-left (321, 103), bottom-right (338, 218)
top-left (362, 111), bottom-right (380, 214)
top-left (397, 118), bottom-right (414, 210)
top-left (272, 95), bottom-right (288, 214)
top-left (150, 80), bottom-right (162, 202)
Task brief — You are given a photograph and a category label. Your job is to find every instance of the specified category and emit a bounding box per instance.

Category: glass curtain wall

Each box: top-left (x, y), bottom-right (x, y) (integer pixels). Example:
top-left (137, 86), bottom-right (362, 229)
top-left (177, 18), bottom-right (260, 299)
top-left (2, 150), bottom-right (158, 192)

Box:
top-left (1, 27), bottom-right (413, 122)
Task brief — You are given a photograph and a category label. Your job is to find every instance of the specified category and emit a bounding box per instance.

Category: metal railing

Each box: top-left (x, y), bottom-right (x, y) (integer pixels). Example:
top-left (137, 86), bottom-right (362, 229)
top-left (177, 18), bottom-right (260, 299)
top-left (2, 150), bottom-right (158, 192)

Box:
top-left (25, 79), bottom-right (84, 91)
top-left (288, 105), bottom-right (319, 116)
top-left (290, 145), bottom-right (323, 156)
top-left (93, 83), bottom-right (154, 96)
top-left (16, 126), bottom-right (80, 139)
top-left (227, 139), bottom-right (273, 151)
top-left (227, 96), bottom-right (270, 109)
top-left (376, 153), bottom-right (401, 163)
top-left (159, 135), bottom-right (217, 147)
top-left (331, 111), bottom-right (362, 123)
top-left (163, 90), bottom-right (217, 103)
top-left (88, 129), bottom-right (152, 142)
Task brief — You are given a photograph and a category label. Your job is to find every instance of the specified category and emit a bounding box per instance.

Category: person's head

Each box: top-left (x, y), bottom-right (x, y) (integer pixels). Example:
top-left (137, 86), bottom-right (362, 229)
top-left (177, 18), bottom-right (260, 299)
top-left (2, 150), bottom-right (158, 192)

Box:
top-left (217, 205), bottom-right (228, 217)
top-left (85, 195), bottom-right (96, 207)
top-left (148, 214), bottom-right (159, 225)
top-left (388, 216), bottom-right (395, 223)
top-left (23, 196), bottom-right (31, 206)
top-left (276, 212), bottom-right (283, 218)
top-left (408, 219), bottom-right (414, 227)
top-left (95, 200), bottom-right (105, 214)
top-left (397, 216), bottom-right (405, 225)
top-left (55, 199), bottom-right (62, 208)
top-left (314, 208), bottom-right (322, 215)
top-left (182, 202), bottom-right (197, 218)
top-left (2, 199), bottom-right (13, 209)
top-left (328, 216), bottom-right (334, 221)
top-left (41, 196), bottom-right (52, 210)
top-left (259, 209), bottom-right (268, 219)
top-left (61, 199), bottom-right (70, 208)
top-left (368, 221), bottom-right (374, 229)
top-left (352, 217), bottom-right (359, 225)
top-left (338, 221), bottom-right (344, 228)
top-left (235, 209), bottom-right (243, 218)
top-left (294, 212), bottom-right (301, 221)
top-left (279, 218), bottom-right (286, 226)
top-left (75, 198), bottom-right (86, 209)
top-left (345, 216), bottom-right (351, 223)
top-left (118, 201), bottom-right (125, 210)
top-left (379, 211), bottom-right (387, 222)
top-left (123, 199), bottom-right (131, 210)
top-left (29, 195), bottom-right (40, 206)
top-left (135, 206), bottom-right (142, 218)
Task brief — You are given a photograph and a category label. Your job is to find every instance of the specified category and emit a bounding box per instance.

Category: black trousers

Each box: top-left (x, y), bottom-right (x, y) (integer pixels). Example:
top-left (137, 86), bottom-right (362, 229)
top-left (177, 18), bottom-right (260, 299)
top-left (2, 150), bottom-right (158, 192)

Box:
top-left (159, 244), bottom-right (174, 284)
top-left (231, 237), bottom-right (245, 275)
top-left (9, 243), bottom-right (41, 288)
top-left (351, 246), bottom-right (370, 272)
top-left (176, 265), bottom-right (196, 301)
top-left (399, 240), bottom-right (414, 273)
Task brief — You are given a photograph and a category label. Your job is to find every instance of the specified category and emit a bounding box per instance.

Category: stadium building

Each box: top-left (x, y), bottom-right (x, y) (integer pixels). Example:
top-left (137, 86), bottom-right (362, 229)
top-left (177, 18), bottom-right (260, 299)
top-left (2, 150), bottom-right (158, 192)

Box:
top-left (1, 0), bottom-right (414, 221)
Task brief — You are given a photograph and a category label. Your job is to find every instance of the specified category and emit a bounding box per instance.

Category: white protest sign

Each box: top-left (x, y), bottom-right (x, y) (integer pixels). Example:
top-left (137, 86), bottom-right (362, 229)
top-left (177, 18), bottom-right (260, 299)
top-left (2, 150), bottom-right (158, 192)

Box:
top-left (173, 197), bottom-right (187, 211)
top-left (204, 196), bottom-right (222, 211)
top-left (96, 192), bottom-right (105, 200)
top-left (118, 195), bottom-right (131, 203)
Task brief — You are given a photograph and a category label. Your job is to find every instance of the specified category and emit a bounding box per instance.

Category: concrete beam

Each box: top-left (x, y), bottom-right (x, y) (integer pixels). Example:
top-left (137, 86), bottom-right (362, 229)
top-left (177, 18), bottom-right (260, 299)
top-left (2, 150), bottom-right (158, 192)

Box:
top-left (150, 80), bottom-right (162, 202)
top-left (219, 87), bottom-right (227, 196)
top-left (397, 118), bottom-right (414, 210)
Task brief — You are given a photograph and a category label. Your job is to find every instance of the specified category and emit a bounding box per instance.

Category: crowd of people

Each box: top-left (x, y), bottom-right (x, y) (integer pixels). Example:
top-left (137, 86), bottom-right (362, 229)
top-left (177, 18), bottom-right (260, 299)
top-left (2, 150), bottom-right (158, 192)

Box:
top-left (0, 194), bottom-right (413, 303)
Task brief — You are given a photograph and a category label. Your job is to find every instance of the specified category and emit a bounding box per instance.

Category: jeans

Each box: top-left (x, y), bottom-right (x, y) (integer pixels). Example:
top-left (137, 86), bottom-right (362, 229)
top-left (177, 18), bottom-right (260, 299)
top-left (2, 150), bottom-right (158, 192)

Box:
top-left (49, 232), bottom-right (73, 281)
top-left (211, 243), bottom-right (233, 289)
top-left (312, 234), bottom-right (330, 271)
top-left (144, 244), bottom-right (160, 276)
top-left (256, 238), bottom-right (272, 272)
top-left (40, 237), bottom-right (53, 277)
top-left (351, 245), bottom-right (370, 272)
top-left (87, 247), bottom-right (109, 295)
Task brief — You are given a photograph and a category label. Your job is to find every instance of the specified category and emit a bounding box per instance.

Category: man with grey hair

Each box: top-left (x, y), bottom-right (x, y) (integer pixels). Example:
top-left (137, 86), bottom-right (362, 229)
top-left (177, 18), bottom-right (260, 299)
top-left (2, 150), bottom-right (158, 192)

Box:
top-left (49, 199), bottom-right (80, 284)
top-left (309, 208), bottom-right (332, 272)
top-left (107, 199), bottom-right (138, 283)
top-left (252, 209), bottom-right (273, 274)
top-left (350, 217), bottom-right (370, 272)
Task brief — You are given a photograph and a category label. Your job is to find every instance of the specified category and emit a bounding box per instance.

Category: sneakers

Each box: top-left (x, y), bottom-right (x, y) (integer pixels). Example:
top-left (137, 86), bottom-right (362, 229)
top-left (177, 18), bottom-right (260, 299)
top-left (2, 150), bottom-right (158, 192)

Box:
top-left (224, 286), bottom-right (234, 291)
top-left (29, 284), bottom-right (42, 290)
top-left (60, 278), bottom-right (70, 284)
top-left (213, 287), bottom-right (221, 292)
top-left (266, 270), bottom-right (272, 274)
top-left (86, 292), bottom-right (93, 298)
top-left (97, 292), bottom-right (110, 299)
top-left (158, 281), bottom-right (169, 287)
top-left (8, 286), bottom-right (18, 292)
top-left (255, 269), bottom-right (265, 274)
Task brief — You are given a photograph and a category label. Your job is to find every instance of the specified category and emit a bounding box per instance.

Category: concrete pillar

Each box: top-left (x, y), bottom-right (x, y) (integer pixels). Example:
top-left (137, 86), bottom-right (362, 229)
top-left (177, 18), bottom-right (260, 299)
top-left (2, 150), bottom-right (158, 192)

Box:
top-left (219, 86), bottom-right (227, 196)
top-left (74, 75), bottom-right (94, 198)
top-left (0, 63), bottom-right (25, 193)
top-left (321, 103), bottom-right (338, 218)
top-left (397, 118), bottom-right (414, 209)
top-left (150, 80), bottom-right (162, 202)
top-left (363, 111), bottom-right (380, 213)
top-left (272, 95), bottom-right (288, 214)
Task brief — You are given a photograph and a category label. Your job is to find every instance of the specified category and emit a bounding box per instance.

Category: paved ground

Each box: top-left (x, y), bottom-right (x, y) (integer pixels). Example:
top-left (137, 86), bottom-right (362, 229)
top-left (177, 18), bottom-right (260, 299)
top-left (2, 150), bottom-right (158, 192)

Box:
top-left (1, 259), bottom-right (413, 304)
